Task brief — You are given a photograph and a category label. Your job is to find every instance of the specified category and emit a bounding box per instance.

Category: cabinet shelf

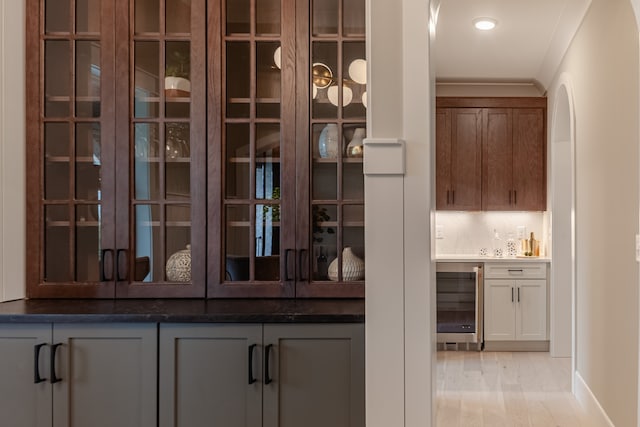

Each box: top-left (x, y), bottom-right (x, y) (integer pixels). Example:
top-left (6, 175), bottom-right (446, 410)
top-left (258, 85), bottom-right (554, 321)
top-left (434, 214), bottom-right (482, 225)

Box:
top-left (313, 157), bottom-right (363, 163)
top-left (136, 96), bottom-right (191, 103)
top-left (46, 220), bottom-right (101, 227)
top-left (316, 221), bottom-right (364, 227)
top-left (46, 95), bottom-right (101, 103)
top-left (227, 97), bottom-right (281, 104)
top-left (46, 156), bottom-right (100, 163)
top-left (228, 221), bottom-right (282, 227)
top-left (165, 96), bottom-right (191, 103)
top-left (228, 157), bottom-right (281, 164)
top-left (135, 157), bottom-right (191, 163)
top-left (137, 220), bottom-right (192, 227)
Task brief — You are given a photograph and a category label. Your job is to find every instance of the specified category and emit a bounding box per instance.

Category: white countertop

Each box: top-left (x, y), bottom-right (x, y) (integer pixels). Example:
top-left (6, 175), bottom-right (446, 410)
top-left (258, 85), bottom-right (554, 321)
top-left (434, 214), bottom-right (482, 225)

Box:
top-left (436, 254), bottom-right (551, 263)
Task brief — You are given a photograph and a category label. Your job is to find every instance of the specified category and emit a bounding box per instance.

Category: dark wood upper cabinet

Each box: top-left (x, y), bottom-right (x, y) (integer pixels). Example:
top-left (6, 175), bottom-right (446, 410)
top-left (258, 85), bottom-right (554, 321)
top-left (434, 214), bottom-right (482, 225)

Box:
top-left (482, 108), bottom-right (514, 210)
top-left (208, 0), bottom-right (366, 298)
top-left (27, 0), bottom-right (207, 298)
top-left (511, 108), bottom-right (546, 210)
top-left (436, 97), bottom-right (547, 212)
top-left (27, 0), bottom-right (365, 299)
top-left (436, 108), bottom-right (483, 210)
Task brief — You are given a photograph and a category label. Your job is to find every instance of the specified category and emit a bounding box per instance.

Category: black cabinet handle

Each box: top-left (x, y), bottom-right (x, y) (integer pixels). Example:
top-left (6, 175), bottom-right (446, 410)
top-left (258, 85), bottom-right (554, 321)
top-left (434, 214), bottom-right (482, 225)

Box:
top-left (299, 249), bottom-right (308, 281)
top-left (264, 344), bottom-right (273, 385)
top-left (508, 269), bottom-right (524, 273)
top-left (284, 249), bottom-right (293, 281)
top-left (514, 190), bottom-right (517, 205)
top-left (116, 249), bottom-right (128, 281)
top-left (248, 344), bottom-right (257, 385)
top-left (101, 249), bottom-right (114, 281)
top-left (50, 343), bottom-right (62, 384)
top-left (518, 287), bottom-right (521, 303)
top-left (511, 287), bottom-right (514, 303)
top-left (34, 343), bottom-right (47, 384)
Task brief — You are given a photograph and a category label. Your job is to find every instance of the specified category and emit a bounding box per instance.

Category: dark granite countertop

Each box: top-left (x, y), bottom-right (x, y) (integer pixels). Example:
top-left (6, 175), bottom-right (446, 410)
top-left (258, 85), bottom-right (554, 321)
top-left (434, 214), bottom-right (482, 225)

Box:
top-left (0, 299), bottom-right (365, 323)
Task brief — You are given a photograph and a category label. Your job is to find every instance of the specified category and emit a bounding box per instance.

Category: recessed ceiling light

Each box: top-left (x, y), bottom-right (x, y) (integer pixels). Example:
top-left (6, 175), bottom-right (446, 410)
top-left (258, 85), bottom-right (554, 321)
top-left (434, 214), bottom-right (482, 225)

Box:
top-left (473, 17), bottom-right (497, 31)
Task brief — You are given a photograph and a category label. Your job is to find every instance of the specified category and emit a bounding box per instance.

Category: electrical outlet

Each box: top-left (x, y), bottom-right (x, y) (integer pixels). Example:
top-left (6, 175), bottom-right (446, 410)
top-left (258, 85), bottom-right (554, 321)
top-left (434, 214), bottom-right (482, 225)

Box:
top-left (436, 225), bottom-right (444, 240)
top-left (516, 226), bottom-right (526, 239)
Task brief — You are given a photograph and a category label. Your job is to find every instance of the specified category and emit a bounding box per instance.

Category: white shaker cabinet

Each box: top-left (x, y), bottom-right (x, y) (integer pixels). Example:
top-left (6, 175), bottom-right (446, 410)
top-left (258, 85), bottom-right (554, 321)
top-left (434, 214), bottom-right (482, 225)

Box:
top-left (484, 263), bottom-right (548, 347)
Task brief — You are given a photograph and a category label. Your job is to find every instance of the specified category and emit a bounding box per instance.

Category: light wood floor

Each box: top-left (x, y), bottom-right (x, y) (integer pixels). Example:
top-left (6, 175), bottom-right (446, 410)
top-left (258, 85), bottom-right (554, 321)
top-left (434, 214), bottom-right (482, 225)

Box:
top-left (436, 351), bottom-right (595, 427)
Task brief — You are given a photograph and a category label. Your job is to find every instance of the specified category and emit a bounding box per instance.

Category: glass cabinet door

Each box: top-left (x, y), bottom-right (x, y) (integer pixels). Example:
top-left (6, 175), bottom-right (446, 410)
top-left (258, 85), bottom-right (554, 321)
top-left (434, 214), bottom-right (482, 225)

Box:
top-left (300, 0), bottom-right (366, 296)
top-left (29, 0), bottom-right (117, 297)
top-left (213, 0), bottom-right (295, 297)
top-left (121, 0), bottom-right (206, 297)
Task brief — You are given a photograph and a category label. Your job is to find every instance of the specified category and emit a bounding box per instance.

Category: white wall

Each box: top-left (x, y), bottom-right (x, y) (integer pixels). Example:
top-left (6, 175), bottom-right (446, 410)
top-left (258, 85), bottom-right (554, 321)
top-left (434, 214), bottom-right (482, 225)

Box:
top-left (436, 82), bottom-right (544, 97)
top-left (548, 0), bottom-right (639, 424)
top-left (0, 0), bottom-right (26, 302)
top-left (435, 211), bottom-right (545, 256)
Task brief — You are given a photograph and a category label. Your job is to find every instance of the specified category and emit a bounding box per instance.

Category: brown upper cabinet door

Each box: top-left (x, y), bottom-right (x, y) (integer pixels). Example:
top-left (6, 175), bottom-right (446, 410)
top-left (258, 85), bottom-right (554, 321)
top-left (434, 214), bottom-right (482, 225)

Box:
top-left (435, 108), bottom-right (452, 210)
top-left (512, 108), bottom-right (546, 211)
top-left (436, 107), bottom-right (482, 210)
top-left (27, 0), bottom-right (207, 298)
top-left (27, 0), bottom-right (118, 298)
top-left (208, 0), bottom-right (297, 298)
top-left (482, 108), bottom-right (514, 210)
top-left (482, 107), bottom-right (546, 211)
top-left (116, 0), bottom-right (207, 297)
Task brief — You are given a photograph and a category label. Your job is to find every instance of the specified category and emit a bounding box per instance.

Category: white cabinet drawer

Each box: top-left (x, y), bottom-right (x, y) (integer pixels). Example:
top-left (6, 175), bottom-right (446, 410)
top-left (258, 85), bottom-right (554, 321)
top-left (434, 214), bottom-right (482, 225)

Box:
top-left (483, 262), bottom-right (547, 279)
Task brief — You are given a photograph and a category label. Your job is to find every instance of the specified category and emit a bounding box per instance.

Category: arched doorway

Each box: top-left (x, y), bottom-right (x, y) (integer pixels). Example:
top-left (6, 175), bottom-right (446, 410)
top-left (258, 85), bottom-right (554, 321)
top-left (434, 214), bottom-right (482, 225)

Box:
top-left (549, 78), bottom-right (576, 372)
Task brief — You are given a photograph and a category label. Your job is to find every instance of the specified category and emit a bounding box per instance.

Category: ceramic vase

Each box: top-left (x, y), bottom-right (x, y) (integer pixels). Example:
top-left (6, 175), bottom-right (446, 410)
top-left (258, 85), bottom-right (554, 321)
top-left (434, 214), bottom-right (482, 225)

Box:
top-left (506, 238), bottom-right (518, 257)
top-left (318, 124), bottom-right (340, 158)
top-left (166, 244), bottom-right (191, 282)
top-left (346, 128), bottom-right (365, 157)
top-left (328, 247), bottom-right (364, 281)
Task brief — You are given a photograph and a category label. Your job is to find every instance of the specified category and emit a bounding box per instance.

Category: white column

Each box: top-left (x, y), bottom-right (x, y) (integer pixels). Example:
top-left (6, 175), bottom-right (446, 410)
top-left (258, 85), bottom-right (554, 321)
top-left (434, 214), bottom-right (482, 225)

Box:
top-left (0, 0), bottom-right (26, 302)
top-left (366, 0), bottom-right (435, 426)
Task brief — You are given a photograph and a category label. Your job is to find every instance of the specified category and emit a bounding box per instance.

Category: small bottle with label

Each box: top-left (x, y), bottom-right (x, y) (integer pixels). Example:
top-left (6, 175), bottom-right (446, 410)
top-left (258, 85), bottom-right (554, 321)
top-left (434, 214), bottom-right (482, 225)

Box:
top-left (529, 232), bottom-right (539, 256)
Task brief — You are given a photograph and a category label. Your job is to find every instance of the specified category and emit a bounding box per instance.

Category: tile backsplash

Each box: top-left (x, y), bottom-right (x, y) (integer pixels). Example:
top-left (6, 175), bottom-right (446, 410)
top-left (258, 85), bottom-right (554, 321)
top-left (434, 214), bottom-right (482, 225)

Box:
top-left (435, 211), bottom-right (548, 256)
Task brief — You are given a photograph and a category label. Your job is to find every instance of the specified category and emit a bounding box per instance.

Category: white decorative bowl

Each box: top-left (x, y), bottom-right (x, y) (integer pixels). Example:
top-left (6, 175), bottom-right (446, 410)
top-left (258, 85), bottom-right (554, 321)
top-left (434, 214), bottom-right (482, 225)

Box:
top-left (164, 76), bottom-right (191, 97)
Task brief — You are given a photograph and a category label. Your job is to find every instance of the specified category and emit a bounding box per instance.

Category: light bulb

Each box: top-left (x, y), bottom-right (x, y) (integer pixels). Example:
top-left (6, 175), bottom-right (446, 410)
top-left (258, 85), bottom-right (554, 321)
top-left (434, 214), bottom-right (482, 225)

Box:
top-left (327, 85), bottom-right (353, 107)
top-left (473, 17), bottom-right (497, 31)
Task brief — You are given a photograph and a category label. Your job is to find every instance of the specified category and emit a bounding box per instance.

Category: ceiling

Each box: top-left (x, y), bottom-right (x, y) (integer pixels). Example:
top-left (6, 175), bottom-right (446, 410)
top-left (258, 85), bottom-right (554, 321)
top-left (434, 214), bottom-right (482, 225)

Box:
top-left (435, 0), bottom-right (592, 90)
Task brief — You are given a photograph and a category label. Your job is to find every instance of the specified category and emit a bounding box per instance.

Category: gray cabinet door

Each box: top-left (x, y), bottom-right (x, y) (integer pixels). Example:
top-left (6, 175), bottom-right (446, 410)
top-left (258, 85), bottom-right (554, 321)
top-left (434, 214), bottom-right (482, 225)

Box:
top-left (263, 324), bottom-right (365, 427)
top-left (52, 323), bottom-right (157, 427)
top-left (159, 324), bottom-right (263, 427)
top-left (0, 324), bottom-right (52, 427)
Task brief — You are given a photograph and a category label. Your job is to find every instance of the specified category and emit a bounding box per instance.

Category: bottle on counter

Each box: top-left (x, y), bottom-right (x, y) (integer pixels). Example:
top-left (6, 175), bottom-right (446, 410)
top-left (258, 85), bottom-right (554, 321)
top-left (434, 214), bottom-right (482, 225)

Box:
top-left (528, 232), bottom-right (540, 257)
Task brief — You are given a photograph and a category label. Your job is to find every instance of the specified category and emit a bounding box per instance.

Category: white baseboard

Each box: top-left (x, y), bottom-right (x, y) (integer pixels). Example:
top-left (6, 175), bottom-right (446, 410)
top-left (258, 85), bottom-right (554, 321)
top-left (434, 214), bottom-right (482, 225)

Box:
top-left (574, 371), bottom-right (615, 427)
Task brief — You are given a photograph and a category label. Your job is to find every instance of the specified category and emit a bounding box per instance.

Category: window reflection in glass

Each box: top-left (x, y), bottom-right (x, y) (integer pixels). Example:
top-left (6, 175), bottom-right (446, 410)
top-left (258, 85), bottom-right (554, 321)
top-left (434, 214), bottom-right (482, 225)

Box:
top-left (225, 205), bottom-right (250, 281)
top-left (135, 204), bottom-right (161, 282)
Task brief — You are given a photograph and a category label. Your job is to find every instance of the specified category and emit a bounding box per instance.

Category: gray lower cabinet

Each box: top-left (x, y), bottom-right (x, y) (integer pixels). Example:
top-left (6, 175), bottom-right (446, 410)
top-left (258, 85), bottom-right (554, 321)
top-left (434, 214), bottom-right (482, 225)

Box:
top-left (159, 323), bottom-right (365, 427)
top-left (0, 323), bottom-right (157, 427)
